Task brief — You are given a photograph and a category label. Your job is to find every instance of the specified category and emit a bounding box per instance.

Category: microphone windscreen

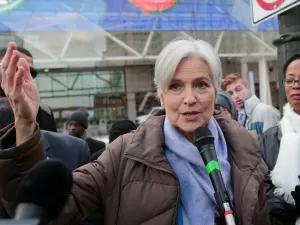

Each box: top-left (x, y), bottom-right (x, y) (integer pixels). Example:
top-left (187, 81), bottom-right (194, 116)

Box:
top-left (195, 127), bottom-right (214, 145)
top-left (15, 159), bottom-right (73, 219)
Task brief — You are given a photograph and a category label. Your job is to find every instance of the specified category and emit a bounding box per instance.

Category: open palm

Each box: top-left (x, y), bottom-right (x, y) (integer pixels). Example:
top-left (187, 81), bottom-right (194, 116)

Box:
top-left (11, 73), bottom-right (40, 123)
top-left (0, 43), bottom-right (40, 123)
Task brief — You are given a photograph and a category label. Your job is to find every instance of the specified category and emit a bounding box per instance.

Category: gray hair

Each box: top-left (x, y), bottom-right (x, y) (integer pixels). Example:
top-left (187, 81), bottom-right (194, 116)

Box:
top-left (154, 38), bottom-right (222, 99)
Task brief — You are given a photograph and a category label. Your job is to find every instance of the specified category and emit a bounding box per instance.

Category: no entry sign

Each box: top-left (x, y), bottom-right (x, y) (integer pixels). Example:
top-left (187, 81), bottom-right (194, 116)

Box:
top-left (251, 0), bottom-right (300, 24)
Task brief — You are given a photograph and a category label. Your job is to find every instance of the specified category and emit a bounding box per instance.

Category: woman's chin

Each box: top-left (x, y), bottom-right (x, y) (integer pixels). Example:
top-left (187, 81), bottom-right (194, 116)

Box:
top-left (178, 119), bottom-right (207, 131)
top-left (177, 123), bottom-right (202, 137)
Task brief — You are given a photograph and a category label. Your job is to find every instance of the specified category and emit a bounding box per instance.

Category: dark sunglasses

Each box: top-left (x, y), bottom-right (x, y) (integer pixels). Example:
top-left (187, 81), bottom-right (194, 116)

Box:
top-left (16, 67), bottom-right (37, 79)
top-left (30, 67), bottom-right (37, 79)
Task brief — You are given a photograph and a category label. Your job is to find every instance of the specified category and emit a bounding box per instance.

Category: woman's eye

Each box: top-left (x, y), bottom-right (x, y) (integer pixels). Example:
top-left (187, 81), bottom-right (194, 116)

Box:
top-left (169, 83), bottom-right (181, 90)
top-left (197, 82), bottom-right (209, 89)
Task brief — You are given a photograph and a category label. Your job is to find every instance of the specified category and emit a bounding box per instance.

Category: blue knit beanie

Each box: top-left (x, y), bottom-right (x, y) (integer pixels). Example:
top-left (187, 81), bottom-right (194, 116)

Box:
top-left (69, 109), bottom-right (89, 128)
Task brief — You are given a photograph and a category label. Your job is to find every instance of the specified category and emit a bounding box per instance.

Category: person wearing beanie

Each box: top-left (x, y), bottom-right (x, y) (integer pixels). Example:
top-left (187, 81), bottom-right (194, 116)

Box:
top-left (68, 109), bottom-right (89, 132)
top-left (68, 108), bottom-right (106, 156)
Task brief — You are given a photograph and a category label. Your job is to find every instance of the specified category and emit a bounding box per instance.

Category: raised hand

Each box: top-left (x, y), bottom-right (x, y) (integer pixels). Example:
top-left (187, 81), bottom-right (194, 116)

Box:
top-left (0, 42), bottom-right (40, 144)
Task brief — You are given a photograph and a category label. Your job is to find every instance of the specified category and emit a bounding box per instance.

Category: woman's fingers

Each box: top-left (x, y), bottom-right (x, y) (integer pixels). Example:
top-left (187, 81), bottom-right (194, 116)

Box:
top-left (17, 57), bottom-right (31, 81)
top-left (2, 42), bottom-right (16, 70)
top-left (7, 50), bottom-right (20, 84)
top-left (12, 65), bottom-right (24, 92)
top-left (3, 50), bottom-right (20, 97)
top-left (1, 42), bottom-right (17, 95)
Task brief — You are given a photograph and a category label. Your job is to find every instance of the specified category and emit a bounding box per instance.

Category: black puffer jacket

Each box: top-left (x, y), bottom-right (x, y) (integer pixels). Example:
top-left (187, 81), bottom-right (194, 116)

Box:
top-left (260, 125), bottom-right (298, 225)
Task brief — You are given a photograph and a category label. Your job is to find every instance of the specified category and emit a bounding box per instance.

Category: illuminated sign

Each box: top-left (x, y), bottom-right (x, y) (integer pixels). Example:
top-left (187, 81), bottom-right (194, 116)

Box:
top-left (0, 0), bottom-right (24, 13)
top-left (129, 0), bottom-right (177, 14)
top-left (0, 0), bottom-right (279, 32)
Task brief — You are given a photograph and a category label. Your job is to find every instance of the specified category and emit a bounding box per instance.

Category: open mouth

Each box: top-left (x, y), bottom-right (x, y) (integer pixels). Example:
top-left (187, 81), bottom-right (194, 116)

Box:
top-left (182, 112), bottom-right (199, 116)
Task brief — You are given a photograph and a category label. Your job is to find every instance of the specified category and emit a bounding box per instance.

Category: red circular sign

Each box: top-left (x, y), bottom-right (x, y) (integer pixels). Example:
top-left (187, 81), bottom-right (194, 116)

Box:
top-left (256, 0), bottom-right (285, 10)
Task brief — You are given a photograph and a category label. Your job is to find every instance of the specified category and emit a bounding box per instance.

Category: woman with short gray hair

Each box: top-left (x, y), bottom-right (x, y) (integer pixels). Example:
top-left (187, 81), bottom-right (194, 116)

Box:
top-left (0, 40), bottom-right (269, 225)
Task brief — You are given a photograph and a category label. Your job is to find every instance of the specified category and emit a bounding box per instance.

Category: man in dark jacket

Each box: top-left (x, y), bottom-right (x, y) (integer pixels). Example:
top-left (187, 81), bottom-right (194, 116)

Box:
top-left (0, 47), bottom-right (57, 132)
top-left (68, 109), bottom-right (106, 155)
top-left (0, 97), bottom-right (90, 170)
top-left (0, 97), bottom-right (90, 219)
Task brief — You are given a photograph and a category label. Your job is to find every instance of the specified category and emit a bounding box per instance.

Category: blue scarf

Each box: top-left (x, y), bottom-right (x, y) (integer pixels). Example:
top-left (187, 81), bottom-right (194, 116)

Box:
top-left (164, 117), bottom-right (233, 225)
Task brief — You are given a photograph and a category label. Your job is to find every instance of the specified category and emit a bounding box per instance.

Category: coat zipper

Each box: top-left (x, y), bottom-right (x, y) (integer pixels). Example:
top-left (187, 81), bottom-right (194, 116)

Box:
top-left (125, 154), bottom-right (181, 225)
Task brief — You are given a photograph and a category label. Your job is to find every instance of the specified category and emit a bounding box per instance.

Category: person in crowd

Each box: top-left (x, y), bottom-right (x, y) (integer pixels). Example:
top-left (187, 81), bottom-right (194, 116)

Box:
top-left (0, 41), bottom-right (269, 224)
top-left (90, 119), bottom-right (137, 161)
top-left (0, 98), bottom-right (90, 171)
top-left (67, 108), bottom-right (106, 155)
top-left (0, 47), bottom-right (57, 132)
top-left (215, 91), bottom-right (238, 121)
top-left (260, 54), bottom-right (300, 225)
top-left (221, 73), bottom-right (280, 136)
top-left (0, 97), bottom-right (90, 219)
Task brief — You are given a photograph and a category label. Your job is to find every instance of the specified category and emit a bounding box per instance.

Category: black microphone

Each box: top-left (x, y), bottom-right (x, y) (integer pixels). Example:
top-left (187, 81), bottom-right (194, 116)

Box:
top-left (14, 159), bottom-right (73, 225)
top-left (195, 127), bottom-right (236, 225)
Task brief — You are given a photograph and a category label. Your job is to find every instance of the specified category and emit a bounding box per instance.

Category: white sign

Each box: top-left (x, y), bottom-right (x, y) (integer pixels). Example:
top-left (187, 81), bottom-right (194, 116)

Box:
top-left (251, 0), bottom-right (300, 24)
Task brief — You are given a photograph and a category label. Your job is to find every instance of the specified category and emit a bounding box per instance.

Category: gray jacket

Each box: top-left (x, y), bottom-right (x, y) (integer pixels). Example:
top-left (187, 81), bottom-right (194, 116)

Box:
top-left (243, 95), bottom-right (280, 135)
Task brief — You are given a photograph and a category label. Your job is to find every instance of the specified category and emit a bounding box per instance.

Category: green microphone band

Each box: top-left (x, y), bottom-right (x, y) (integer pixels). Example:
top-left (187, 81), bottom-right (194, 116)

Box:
top-left (205, 160), bottom-right (220, 174)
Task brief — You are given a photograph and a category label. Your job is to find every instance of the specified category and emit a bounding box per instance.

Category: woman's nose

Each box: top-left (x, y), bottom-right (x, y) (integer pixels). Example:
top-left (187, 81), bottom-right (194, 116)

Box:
top-left (183, 88), bottom-right (196, 105)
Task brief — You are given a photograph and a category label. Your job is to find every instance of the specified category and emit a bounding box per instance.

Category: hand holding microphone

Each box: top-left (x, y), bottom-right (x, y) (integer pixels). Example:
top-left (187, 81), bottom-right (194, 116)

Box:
top-left (195, 127), bottom-right (236, 225)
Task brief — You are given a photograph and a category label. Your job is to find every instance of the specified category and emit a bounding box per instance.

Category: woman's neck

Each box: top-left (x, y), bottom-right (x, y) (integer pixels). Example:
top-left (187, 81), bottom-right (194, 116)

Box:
top-left (182, 132), bottom-right (195, 144)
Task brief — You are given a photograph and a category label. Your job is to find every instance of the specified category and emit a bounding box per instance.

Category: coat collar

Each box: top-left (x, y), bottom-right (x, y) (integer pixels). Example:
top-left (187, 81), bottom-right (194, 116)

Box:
top-left (124, 108), bottom-right (262, 175)
top-left (123, 115), bottom-right (175, 174)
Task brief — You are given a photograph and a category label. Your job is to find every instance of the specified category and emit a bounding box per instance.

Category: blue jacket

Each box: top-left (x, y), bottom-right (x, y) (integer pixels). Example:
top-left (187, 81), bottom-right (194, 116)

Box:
top-left (41, 130), bottom-right (90, 171)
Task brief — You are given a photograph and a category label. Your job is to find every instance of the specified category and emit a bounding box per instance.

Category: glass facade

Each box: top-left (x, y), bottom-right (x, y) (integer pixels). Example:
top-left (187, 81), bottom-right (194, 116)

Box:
top-left (35, 70), bottom-right (126, 121)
